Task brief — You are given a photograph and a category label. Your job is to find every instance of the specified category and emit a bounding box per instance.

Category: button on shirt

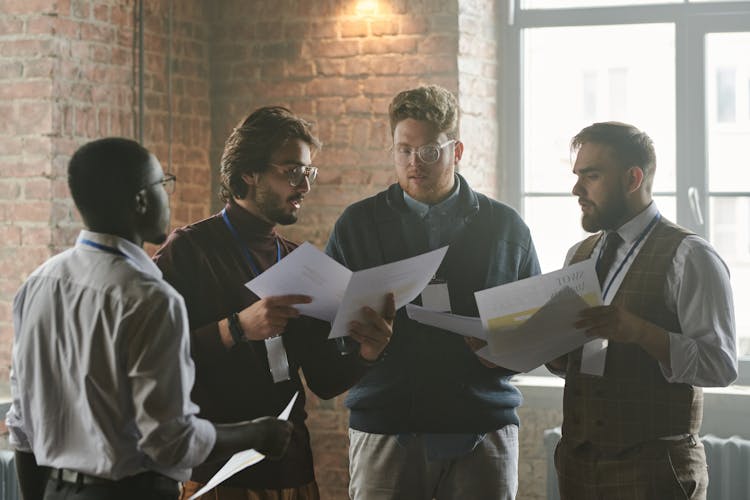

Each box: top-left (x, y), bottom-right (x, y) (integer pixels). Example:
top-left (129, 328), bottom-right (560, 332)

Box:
top-left (564, 202), bottom-right (737, 387)
top-left (6, 230), bottom-right (216, 481)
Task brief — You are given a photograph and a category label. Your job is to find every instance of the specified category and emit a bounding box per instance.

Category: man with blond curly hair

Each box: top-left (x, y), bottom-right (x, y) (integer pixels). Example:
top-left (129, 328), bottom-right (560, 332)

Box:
top-left (326, 85), bottom-right (540, 499)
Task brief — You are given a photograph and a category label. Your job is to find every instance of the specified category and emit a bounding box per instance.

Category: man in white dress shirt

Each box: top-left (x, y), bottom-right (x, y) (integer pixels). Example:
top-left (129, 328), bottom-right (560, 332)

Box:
top-left (547, 122), bottom-right (737, 500)
top-left (6, 138), bottom-right (293, 500)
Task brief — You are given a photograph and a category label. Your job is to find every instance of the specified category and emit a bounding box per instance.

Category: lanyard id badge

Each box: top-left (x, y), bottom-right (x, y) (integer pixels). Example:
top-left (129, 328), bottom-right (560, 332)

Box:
top-left (421, 277), bottom-right (451, 312)
top-left (265, 336), bottom-right (290, 383)
top-left (222, 208), bottom-right (290, 383)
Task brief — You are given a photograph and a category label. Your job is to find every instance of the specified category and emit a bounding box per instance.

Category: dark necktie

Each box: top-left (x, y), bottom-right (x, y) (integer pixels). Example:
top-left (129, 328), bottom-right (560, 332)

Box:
top-left (596, 231), bottom-right (623, 288)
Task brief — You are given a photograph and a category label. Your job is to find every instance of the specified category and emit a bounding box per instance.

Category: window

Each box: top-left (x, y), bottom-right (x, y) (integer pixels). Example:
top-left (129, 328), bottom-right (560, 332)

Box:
top-left (500, 0), bottom-right (750, 381)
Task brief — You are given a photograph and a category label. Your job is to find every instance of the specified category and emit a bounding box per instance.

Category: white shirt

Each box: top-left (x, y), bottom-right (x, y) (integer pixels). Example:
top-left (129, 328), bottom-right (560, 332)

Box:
top-left (6, 230), bottom-right (216, 481)
top-left (565, 203), bottom-right (738, 387)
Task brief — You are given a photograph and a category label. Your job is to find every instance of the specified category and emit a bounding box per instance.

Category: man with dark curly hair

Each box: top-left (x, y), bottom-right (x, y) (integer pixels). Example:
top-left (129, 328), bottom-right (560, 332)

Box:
top-left (154, 107), bottom-right (393, 500)
top-left (326, 85), bottom-right (541, 499)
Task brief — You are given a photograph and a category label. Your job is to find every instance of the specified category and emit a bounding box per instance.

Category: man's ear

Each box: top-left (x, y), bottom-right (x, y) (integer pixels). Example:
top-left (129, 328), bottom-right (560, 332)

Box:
top-left (453, 140), bottom-right (464, 163)
top-left (625, 166), bottom-right (644, 194)
top-left (134, 190), bottom-right (148, 215)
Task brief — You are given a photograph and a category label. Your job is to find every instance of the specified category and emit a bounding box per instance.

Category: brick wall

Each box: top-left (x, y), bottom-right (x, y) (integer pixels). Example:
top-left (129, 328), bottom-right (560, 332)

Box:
top-left (2, 1), bottom-right (515, 498)
top-left (206, 1), bottom-right (493, 496)
top-left (0, 0), bottom-right (213, 384)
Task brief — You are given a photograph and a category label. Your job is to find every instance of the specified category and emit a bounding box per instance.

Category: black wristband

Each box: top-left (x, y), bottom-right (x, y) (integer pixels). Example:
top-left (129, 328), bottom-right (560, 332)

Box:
top-left (228, 312), bottom-right (246, 346)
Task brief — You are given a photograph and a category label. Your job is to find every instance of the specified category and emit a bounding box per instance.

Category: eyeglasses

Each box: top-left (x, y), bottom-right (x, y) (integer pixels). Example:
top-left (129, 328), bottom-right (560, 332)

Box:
top-left (269, 163), bottom-right (318, 187)
top-left (144, 173), bottom-right (177, 195)
top-left (393, 140), bottom-right (456, 166)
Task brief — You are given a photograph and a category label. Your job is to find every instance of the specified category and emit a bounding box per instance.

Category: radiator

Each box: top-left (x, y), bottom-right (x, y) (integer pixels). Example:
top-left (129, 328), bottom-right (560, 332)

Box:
top-left (544, 428), bottom-right (750, 500)
top-left (0, 450), bottom-right (19, 500)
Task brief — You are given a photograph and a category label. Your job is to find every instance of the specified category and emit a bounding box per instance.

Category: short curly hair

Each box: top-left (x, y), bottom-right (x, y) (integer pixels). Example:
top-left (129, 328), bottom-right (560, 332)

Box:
top-left (219, 106), bottom-right (321, 202)
top-left (388, 84), bottom-right (459, 139)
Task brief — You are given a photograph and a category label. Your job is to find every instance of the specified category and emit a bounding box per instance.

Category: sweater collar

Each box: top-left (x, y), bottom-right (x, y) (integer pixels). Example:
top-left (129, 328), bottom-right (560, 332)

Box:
top-left (224, 201), bottom-right (277, 242)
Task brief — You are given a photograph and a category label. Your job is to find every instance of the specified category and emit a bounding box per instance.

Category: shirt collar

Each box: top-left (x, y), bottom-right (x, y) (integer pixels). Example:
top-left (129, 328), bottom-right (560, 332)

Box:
top-left (609, 201), bottom-right (659, 245)
top-left (76, 230), bottom-right (163, 279)
top-left (403, 175), bottom-right (461, 218)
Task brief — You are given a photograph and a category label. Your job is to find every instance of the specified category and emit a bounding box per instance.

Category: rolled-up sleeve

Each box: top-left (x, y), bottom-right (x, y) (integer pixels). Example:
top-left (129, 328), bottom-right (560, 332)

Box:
top-left (661, 237), bottom-right (738, 387)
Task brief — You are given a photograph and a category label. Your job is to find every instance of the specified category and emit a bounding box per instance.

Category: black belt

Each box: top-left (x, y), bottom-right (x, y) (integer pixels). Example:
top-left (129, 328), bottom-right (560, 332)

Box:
top-left (52, 468), bottom-right (180, 495)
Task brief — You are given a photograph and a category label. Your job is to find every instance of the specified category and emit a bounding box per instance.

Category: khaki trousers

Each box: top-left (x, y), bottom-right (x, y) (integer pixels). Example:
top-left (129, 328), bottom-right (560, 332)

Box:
top-left (348, 425), bottom-right (519, 500)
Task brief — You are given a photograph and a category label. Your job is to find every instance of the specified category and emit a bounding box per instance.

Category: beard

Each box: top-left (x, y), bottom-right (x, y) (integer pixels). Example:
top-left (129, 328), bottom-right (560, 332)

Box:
top-left (253, 183), bottom-right (300, 226)
top-left (581, 190), bottom-right (628, 233)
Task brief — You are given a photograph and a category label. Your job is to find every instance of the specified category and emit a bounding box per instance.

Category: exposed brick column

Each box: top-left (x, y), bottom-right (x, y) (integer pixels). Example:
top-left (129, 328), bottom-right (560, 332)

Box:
top-left (457, 0), bottom-right (499, 196)
top-left (1, 1), bottom-right (68, 386)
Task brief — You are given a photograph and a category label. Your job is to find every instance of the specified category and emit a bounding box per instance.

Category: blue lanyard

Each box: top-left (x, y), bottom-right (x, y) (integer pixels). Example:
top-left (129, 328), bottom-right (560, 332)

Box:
top-left (598, 213), bottom-right (661, 301)
top-left (79, 238), bottom-right (128, 259)
top-left (221, 208), bottom-right (281, 277)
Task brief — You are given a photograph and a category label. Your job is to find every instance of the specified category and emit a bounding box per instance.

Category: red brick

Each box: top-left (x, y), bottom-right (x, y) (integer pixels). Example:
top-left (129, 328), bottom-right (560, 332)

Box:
top-left (8, 201), bottom-right (52, 223)
top-left (371, 19), bottom-right (399, 37)
top-left (0, 80), bottom-right (53, 100)
top-left (93, 4), bottom-right (109, 22)
top-left (306, 78), bottom-right (360, 98)
top-left (315, 59), bottom-right (346, 77)
top-left (71, 0), bottom-right (90, 19)
top-left (0, 16), bottom-right (23, 33)
top-left (0, 246), bottom-right (51, 280)
top-left (312, 40), bottom-right (360, 58)
top-left (23, 178), bottom-right (51, 200)
top-left (0, 226), bottom-right (22, 247)
top-left (0, 39), bottom-right (56, 58)
top-left (400, 16), bottom-right (429, 35)
top-left (0, 181), bottom-right (21, 200)
top-left (21, 226), bottom-right (52, 246)
top-left (0, 0), bottom-right (60, 15)
top-left (344, 96), bottom-right (372, 114)
top-left (340, 20), bottom-right (368, 38)
top-left (0, 297), bottom-right (13, 320)
top-left (25, 16), bottom-right (55, 35)
top-left (418, 34), bottom-right (458, 54)
top-left (361, 37), bottom-right (417, 55)
top-left (14, 101), bottom-right (53, 135)
top-left (22, 58), bottom-right (55, 78)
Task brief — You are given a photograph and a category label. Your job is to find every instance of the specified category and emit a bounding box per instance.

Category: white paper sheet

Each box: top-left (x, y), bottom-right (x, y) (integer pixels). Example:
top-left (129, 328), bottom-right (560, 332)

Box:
top-left (474, 259), bottom-right (603, 372)
top-left (405, 304), bottom-right (486, 340)
top-left (245, 242), bottom-right (352, 322)
top-left (328, 246), bottom-right (449, 339)
top-left (187, 392), bottom-right (299, 500)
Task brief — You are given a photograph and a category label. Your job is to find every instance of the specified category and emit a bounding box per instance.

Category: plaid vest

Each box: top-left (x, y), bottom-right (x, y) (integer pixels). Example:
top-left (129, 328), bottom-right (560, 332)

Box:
top-left (563, 217), bottom-right (703, 450)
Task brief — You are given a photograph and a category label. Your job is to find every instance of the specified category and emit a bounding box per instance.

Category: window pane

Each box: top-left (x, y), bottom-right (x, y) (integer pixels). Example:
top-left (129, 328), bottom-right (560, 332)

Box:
top-left (654, 195), bottom-right (676, 222)
top-left (522, 0), bottom-right (679, 8)
top-left (524, 196), bottom-right (590, 273)
top-left (709, 197), bottom-right (750, 356)
top-left (523, 24), bottom-right (676, 194)
top-left (524, 195), bottom-right (676, 274)
top-left (706, 32), bottom-right (750, 192)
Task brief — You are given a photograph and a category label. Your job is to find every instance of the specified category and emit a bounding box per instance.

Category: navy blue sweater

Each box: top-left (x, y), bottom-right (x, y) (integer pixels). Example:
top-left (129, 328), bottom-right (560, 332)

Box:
top-left (325, 174), bottom-right (540, 434)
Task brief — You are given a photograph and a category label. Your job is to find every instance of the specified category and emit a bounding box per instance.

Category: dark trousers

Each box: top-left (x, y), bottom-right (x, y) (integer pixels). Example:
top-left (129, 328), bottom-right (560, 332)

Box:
top-left (43, 471), bottom-right (179, 500)
top-left (555, 435), bottom-right (708, 500)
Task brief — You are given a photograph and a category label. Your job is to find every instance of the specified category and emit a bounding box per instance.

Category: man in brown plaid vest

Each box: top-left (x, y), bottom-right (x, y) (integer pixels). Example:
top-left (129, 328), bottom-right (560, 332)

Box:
top-left (547, 122), bottom-right (737, 500)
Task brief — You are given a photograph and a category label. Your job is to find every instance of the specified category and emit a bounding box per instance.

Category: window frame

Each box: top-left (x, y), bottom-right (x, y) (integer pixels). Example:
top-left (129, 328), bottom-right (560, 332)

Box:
top-left (499, 0), bottom-right (750, 384)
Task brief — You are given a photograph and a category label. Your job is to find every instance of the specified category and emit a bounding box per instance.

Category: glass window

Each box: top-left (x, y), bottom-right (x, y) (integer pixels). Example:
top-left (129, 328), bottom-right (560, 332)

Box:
top-left (522, 0), bottom-right (680, 8)
top-left (505, 1), bottom-right (750, 365)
